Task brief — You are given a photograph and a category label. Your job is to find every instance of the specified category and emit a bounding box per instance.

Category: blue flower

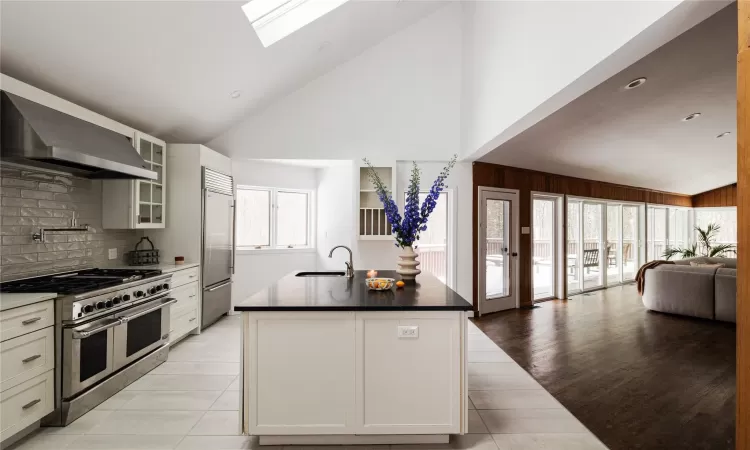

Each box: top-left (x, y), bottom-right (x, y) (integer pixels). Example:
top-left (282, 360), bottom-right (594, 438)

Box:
top-left (363, 155), bottom-right (456, 248)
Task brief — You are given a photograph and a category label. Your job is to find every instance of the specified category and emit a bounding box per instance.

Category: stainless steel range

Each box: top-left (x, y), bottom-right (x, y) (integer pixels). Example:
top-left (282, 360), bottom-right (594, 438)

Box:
top-left (0, 269), bottom-right (176, 426)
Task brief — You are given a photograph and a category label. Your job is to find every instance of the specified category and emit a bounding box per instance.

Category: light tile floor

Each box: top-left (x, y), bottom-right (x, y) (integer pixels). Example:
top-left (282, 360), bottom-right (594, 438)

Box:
top-left (11, 315), bottom-right (608, 450)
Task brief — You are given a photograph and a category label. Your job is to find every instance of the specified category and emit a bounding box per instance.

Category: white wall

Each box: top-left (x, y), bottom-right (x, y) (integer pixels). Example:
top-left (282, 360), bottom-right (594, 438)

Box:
top-left (231, 160), bottom-right (319, 304)
top-left (316, 162), bottom-right (356, 270)
top-left (460, 0), bottom-right (729, 161)
top-left (208, 3), bottom-right (462, 162)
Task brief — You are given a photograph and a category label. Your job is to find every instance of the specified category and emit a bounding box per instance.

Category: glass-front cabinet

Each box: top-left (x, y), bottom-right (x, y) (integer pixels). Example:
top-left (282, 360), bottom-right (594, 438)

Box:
top-left (102, 132), bottom-right (167, 230)
top-left (135, 136), bottom-right (165, 227)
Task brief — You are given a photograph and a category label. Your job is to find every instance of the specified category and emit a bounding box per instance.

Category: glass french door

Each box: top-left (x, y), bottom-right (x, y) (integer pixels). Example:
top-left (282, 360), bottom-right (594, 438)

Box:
top-left (533, 197), bottom-right (556, 300)
top-left (567, 199), bottom-right (605, 294)
top-left (622, 205), bottom-right (639, 281)
top-left (606, 205), bottom-right (621, 285)
top-left (582, 202), bottom-right (605, 290)
top-left (479, 189), bottom-right (518, 315)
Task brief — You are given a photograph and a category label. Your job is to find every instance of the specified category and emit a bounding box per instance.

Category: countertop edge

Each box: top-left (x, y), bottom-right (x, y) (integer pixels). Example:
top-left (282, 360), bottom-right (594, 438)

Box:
top-left (0, 292), bottom-right (58, 312)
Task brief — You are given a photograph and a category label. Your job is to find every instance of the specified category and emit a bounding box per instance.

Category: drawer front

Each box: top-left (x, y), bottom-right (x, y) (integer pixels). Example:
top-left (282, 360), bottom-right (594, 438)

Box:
top-left (0, 327), bottom-right (55, 392)
top-left (0, 370), bottom-right (54, 442)
top-left (170, 283), bottom-right (199, 320)
top-left (170, 309), bottom-right (198, 341)
top-left (171, 267), bottom-right (199, 288)
top-left (0, 301), bottom-right (54, 342)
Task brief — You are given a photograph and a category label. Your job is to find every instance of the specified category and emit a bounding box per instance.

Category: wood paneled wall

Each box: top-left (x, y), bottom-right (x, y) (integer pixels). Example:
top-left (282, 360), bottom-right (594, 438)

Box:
top-left (737, 0), bottom-right (749, 447)
top-left (692, 184), bottom-right (738, 207)
top-left (472, 162), bottom-right (692, 310)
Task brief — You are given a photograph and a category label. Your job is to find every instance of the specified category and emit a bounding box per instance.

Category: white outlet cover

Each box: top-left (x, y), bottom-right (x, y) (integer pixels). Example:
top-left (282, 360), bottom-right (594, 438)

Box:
top-left (108, 248), bottom-right (117, 260)
top-left (397, 325), bottom-right (419, 338)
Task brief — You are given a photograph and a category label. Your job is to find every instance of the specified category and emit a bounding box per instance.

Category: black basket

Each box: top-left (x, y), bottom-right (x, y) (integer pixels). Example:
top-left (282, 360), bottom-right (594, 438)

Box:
top-left (127, 237), bottom-right (160, 266)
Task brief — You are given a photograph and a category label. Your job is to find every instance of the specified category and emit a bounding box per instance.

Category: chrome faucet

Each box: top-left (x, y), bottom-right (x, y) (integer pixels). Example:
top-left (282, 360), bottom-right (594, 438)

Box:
top-left (328, 245), bottom-right (354, 278)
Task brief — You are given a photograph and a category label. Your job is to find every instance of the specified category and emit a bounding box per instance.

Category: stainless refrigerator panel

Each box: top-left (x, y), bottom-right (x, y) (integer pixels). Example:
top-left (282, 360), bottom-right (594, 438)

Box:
top-left (202, 190), bottom-right (233, 288)
top-left (202, 281), bottom-right (232, 328)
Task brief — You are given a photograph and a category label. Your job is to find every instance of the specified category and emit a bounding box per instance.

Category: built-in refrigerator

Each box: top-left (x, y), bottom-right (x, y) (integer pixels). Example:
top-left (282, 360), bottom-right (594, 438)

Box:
top-left (201, 167), bottom-right (235, 328)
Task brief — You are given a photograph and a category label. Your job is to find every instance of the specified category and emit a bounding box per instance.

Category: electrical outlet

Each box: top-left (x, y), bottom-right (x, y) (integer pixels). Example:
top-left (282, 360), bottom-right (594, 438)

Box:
top-left (397, 326), bottom-right (419, 339)
top-left (108, 248), bottom-right (117, 260)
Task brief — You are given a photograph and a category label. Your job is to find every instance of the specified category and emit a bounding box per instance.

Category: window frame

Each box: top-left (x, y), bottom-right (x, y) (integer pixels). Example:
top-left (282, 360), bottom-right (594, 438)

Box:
top-left (235, 185), bottom-right (315, 253)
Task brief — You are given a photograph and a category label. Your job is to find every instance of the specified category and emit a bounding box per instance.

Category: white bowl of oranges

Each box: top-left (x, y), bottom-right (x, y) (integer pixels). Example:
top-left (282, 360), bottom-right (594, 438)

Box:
top-left (366, 278), bottom-right (395, 291)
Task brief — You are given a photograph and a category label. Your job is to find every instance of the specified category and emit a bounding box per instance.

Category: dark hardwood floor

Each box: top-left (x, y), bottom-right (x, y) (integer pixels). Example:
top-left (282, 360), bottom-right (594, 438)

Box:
top-left (472, 285), bottom-right (736, 450)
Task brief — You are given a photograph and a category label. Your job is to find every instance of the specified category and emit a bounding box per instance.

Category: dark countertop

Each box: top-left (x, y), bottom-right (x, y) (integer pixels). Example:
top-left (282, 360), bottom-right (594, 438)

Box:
top-left (234, 270), bottom-right (473, 312)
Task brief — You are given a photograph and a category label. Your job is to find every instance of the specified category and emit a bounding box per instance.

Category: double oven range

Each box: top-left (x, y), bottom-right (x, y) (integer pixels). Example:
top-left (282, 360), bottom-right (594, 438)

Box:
top-left (0, 269), bottom-right (176, 426)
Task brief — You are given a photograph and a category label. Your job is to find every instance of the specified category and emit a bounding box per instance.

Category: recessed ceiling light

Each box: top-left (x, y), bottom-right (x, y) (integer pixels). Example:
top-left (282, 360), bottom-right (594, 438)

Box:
top-left (716, 132), bottom-right (731, 138)
top-left (230, 90), bottom-right (242, 99)
top-left (624, 77), bottom-right (647, 90)
top-left (682, 113), bottom-right (701, 122)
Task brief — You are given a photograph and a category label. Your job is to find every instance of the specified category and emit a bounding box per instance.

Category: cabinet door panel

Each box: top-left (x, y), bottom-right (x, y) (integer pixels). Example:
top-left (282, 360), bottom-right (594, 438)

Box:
top-left (248, 312), bottom-right (355, 434)
top-left (356, 313), bottom-right (461, 434)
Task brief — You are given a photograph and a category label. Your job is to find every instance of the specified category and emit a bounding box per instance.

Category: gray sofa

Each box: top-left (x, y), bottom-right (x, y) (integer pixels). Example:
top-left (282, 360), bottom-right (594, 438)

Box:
top-left (641, 257), bottom-right (737, 323)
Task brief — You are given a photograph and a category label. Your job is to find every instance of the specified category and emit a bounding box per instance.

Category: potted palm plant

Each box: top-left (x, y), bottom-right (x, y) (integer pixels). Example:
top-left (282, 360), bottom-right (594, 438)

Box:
top-left (662, 223), bottom-right (736, 260)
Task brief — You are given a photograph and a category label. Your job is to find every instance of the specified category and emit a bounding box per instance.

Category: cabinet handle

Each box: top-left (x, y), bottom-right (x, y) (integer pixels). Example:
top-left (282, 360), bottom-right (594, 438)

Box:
top-left (22, 399), bottom-right (41, 410)
top-left (189, 294), bottom-right (196, 298)
top-left (189, 317), bottom-right (196, 322)
top-left (189, 275), bottom-right (196, 278)
top-left (22, 317), bottom-right (42, 325)
top-left (22, 354), bottom-right (42, 363)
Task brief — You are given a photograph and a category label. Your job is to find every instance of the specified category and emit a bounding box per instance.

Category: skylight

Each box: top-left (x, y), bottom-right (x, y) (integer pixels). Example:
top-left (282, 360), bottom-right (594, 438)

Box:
top-left (242, 0), bottom-right (351, 47)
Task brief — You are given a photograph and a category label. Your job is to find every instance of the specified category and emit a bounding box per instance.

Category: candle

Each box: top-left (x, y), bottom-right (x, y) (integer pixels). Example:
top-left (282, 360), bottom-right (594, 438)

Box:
top-left (367, 270), bottom-right (378, 278)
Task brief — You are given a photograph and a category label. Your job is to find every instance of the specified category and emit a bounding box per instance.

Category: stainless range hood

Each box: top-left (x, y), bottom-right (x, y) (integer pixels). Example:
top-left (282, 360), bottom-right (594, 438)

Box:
top-left (1, 91), bottom-right (157, 180)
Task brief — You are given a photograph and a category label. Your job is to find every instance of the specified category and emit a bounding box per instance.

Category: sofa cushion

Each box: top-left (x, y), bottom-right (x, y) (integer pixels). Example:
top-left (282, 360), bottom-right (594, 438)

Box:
top-left (715, 268), bottom-right (737, 323)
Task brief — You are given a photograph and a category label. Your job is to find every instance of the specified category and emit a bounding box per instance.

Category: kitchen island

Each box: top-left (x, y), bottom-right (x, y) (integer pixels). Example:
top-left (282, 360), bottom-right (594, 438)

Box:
top-left (234, 270), bottom-right (472, 445)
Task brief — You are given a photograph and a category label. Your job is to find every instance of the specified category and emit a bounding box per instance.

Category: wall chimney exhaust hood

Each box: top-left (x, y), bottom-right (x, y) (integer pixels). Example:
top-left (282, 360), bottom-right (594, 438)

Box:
top-left (1, 91), bottom-right (157, 180)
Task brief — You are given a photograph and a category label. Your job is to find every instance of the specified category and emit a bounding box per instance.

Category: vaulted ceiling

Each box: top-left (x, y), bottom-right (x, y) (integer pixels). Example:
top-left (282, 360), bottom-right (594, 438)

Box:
top-left (0, 0), bottom-right (444, 143)
top-left (478, 4), bottom-right (737, 195)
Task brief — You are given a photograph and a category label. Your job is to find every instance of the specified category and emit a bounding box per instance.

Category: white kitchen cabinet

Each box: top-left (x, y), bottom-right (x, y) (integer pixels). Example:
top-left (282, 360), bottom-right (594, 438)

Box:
top-left (242, 310), bottom-right (467, 441)
top-left (245, 312), bottom-right (356, 435)
top-left (0, 300), bottom-right (56, 447)
top-left (355, 312), bottom-right (461, 434)
top-left (169, 275), bottom-right (200, 344)
top-left (102, 132), bottom-right (167, 229)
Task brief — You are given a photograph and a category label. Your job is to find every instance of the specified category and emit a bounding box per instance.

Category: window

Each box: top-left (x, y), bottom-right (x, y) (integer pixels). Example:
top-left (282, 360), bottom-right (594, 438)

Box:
top-left (647, 206), bottom-right (692, 261)
top-left (236, 186), bottom-right (313, 250)
top-left (694, 208), bottom-right (737, 247)
top-left (242, 0), bottom-right (352, 47)
top-left (404, 191), bottom-right (452, 286)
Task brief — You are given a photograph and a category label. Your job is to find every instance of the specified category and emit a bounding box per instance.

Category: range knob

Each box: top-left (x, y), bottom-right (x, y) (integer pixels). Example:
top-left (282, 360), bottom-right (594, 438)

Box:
top-left (112, 296), bottom-right (121, 305)
top-left (161, 283), bottom-right (169, 291)
top-left (148, 287), bottom-right (157, 295)
top-left (134, 290), bottom-right (144, 298)
top-left (155, 285), bottom-right (163, 292)
top-left (83, 304), bottom-right (94, 314)
top-left (122, 294), bottom-right (131, 302)
top-left (105, 300), bottom-right (113, 308)
top-left (95, 301), bottom-right (106, 310)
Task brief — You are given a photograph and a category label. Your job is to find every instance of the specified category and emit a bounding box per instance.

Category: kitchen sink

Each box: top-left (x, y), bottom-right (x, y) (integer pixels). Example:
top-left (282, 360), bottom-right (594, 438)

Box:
top-left (295, 271), bottom-right (346, 277)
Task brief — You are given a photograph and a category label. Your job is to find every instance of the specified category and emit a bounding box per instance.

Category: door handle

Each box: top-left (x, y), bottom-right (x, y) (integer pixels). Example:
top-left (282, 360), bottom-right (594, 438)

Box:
top-left (22, 399), bottom-right (41, 410)
top-left (231, 199), bottom-right (237, 276)
top-left (207, 281), bottom-right (233, 292)
top-left (72, 318), bottom-right (122, 339)
top-left (22, 354), bottom-right (42, 363)
top-left (118, 298), bottom-right (177, 323)
top-left (511, 252), bottom-right (518, 257)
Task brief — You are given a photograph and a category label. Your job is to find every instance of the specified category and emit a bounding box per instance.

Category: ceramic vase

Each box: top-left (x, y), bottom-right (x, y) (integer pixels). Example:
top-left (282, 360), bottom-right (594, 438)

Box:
top-left (397, 246), bottom-right (421, 280)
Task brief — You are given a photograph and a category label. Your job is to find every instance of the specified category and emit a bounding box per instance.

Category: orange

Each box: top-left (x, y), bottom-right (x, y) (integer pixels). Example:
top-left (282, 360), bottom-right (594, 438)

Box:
top-left (396, 280), bottom-right (405, 288)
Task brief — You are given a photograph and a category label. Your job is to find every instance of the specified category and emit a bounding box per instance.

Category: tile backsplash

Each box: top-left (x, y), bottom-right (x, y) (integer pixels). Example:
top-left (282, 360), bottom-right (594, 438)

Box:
top-left (0, 165), bottom-right (139, 281)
